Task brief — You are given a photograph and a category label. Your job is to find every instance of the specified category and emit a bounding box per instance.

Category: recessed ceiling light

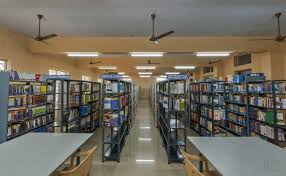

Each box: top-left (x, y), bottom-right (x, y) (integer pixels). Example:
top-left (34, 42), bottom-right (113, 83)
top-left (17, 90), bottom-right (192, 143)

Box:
top-left (136, 66), bottom-right (156, 70)
top-left (196, 52), bottom-right (231, 57)
top-left (97, 66), bottom-right (117, 70)
top-left (130, 52), bottom-right (164, 57)
top-left (139, 75), bottom-right (151, 78)
top-left (65, 52), bottom-right (99, 57)
top-left (160, 75), bottom-right (167, 78)
top-left (174, 66), bottom-right (196, 70)
top-left (165, 72), bottom-right (180, 75)
top-left (138, 72), bottom-right (152, 75)
top-left (122, 75), bottom-right (129, 78)
top-left (118, 72), bottom-right (125, 75)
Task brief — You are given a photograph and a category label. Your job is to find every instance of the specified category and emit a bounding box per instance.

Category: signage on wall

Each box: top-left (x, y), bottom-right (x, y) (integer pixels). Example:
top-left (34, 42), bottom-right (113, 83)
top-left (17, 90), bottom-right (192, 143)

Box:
top-left (167, 74), bottom-right (188, 80)
top-left (101, 74), bottom-right (122, 80)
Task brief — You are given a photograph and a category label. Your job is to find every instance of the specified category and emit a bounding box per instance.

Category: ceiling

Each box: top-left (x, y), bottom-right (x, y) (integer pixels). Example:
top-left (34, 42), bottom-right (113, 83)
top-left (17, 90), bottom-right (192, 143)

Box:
top-left (0, 0), bottom-right (286, 37)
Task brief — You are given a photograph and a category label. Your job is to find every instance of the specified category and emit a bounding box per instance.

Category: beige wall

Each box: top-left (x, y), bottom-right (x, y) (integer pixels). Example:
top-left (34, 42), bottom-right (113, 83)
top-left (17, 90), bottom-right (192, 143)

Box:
top-left (194, 51), bottom-right (286, 81)
top-left (0, 27), bottom-right (96, 80)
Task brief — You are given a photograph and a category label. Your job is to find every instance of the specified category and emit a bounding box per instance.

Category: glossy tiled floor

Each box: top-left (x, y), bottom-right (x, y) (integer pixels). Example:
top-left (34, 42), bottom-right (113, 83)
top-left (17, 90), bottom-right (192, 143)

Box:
top-left (84, 99), bottom-right (197, 176)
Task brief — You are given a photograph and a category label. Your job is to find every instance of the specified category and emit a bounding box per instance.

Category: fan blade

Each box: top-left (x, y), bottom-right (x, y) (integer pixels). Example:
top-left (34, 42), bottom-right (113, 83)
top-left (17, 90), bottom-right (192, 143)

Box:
top-left (155, 31), bottom-right (174, 40)
top-left (249, 38), bottom-right (274, 41)
top-left (41, 34), bottom-right (58, 40)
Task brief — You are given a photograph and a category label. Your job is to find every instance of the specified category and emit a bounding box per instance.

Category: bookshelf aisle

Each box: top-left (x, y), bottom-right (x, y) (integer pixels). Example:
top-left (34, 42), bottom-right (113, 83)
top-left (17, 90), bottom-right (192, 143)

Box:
top-left (156, 76), bottom-right (187, 164)
top-left (102, 75), bottom-right (133, 162)
top-left (0, 71), bottom-right (55, 143)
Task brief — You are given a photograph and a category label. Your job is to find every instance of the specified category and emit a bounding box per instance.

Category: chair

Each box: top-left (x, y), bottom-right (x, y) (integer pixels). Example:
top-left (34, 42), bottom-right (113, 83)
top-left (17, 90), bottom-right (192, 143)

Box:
top-left (54, 146), bottom-right (97, 176)
top-left (180, 149), bottom-right (214, 176)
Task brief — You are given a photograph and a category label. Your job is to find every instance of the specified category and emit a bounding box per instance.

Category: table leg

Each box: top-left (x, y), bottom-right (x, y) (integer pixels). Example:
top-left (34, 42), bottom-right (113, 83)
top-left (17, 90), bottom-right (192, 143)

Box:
top-left (199, 153), bottom-right (203, 172)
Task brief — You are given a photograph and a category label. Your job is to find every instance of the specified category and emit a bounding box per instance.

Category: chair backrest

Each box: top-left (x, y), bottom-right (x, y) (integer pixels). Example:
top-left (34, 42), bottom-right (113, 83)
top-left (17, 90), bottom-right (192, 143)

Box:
top-left (180, 149), bottom-right (204, 176)
top-left (57, 146), bottom-right (97, 176)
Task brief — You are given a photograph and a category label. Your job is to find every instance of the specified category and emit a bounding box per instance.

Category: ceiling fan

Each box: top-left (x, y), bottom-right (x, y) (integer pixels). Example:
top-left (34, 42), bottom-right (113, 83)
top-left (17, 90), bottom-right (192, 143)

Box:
top-left (89, 58), bottom-right (102, 65)
top-left (252, 12), bottom-right (286, 42)
top-left (149, 13), bottom-right (174, 44)
top-left (147, 58), bottom-right (160, 65)
top-left (34, 14), bottom-right (58, 41)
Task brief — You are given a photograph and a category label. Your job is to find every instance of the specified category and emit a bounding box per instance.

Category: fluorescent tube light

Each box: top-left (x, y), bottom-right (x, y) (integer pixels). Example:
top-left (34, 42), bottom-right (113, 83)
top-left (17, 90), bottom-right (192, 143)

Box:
top-left (122, 75), bottom-right (129, 78)
top-left (122, 78), bottom-right (132, 81)
top-left (174, 66), bottom-right (196, 70)
top-left (160, 75), bottom-right (167, 78)
top-left (156, 77), bottom-right (167, 82)
top-left (139, 75), bottom-right (151, 78)
top-left (196, 52), bottom-right (231, 57)
top-left (165, 72), bottom-right (180, 75)
top-left (130, 52), bottom-right (164, 57)
top-left (65, 52), bottom-right (99, 57)
top-left (118, 72), bottom-right (125, 75)
top-left (138, 138), bottom-right (152, 141)
top-left (97, 66), bottom-right (117, 70)
top-left (135, 66), bottom-right (156, 70)
top-left (138, 72), bottom-right (152, 75)
top-left (136, 159), bottom-right (155, 163)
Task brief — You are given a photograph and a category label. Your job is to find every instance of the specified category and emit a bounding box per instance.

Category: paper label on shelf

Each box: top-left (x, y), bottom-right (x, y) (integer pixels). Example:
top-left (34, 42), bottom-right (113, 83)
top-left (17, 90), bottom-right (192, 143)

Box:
top-left (48, 75), bottom-right (70, 80)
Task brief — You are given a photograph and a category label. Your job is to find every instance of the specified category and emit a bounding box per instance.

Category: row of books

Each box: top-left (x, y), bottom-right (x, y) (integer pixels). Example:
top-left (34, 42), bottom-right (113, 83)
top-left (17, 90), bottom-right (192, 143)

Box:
top-left (103, 110), bottom-right (127, 127)
top-left (173, 98), bottom-right (185, 111)
top-left (200, 117), bottom-right (212, 132)
top-left (275, 82), bottom-right (286, 94)
top-left (7, 114), bottom-right (53, 138)
top-left (276, 97), bottom-right (286, 109)
top-left (105, 82), bottom-right (125, 93)
top-left (249, 96), bottom-right (273, 108)
top-left (227, 84), bottom-right (246, 93)
top-left (9, 84), bottom-right (48, 95)
top-left (248, 83), bottom-right (272, 93)
top-left (229, 123), bottom-right (247, 135)
top-left (169, 82), bottom-right (185, 94)
top-left (227, 94), bottom-right (247, 104)
top-left (8, 96), bottom-right (26, 108)
top-left (190, 94), bottom-right (200, 102)
top-left (251, 122), bottom-right (275, 139)
top-left (227, 104), bottom-right (247, 114)
top-left (249, 108), bottom-right (274, 125)
top-left (190, 84), bottom-right (199, 92)
top-left (104, 96), bottom-right (128, 110)
top-left (227, 112), bottom-right (247, 126)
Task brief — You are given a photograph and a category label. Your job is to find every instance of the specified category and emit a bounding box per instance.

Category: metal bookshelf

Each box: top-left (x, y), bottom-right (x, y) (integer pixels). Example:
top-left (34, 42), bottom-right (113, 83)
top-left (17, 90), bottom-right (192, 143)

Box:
top-left (49, 79), bottom-right (101, 133)
top-left (102, 77), bottom-right (132, 162)
top-left (189, 77), bottom-right (286, 147)
top-left (189, 82), bottom-right (201, 134)
top-left (157, 79), bottom-right (187, 164)
top-left (0, 71), bottom-right (55, 143)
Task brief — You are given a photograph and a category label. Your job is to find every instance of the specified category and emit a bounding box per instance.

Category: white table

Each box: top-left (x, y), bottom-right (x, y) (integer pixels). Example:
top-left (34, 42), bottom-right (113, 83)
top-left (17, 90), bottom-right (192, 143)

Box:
top-left (188, 137), bottom-right (286, 176)
top-left (0, 133), bottom-right (93, 176)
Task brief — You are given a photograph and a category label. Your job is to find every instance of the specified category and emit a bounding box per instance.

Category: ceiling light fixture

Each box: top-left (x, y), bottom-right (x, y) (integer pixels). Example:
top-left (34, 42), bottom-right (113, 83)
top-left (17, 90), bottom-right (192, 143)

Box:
top-left (174, 66), bottom-right (196, 70)
top-left (160, 75), bottom-right (167, 78)
top-left (165, 72), bottom-right (180, 75)
top-left (118, 72), bottom-right (125, 75)
top-left (97, 66), bottom-right (117, 70)
top-left (122, 75), bottom-right (129, 78)
top-left (130, 52), bottom-right (164, 57)
top-left (136, 66), bottom-right (156, 70)
top-left (65, 52), bottom-right (100, 57)
top-left (122, 78), bottom-right (132, 81)
top-left (139, 75), bottom-right (151, 78)
top-left (156, 77), bottom-right (167, 82)
top-left (138, 138), bottom-right (152, 141)
top-left (196, 52), bottom-right (231, 57)
top-left (138, 72), bottom-right (152, 75)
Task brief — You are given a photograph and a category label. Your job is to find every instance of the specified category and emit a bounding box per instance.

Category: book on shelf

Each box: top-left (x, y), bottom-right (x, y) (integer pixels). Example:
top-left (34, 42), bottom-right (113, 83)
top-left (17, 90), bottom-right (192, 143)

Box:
top-left (174, 98), bottom-right (185, 111)
top-left (170, 82), bottom-right (184, 94)
top-left (249, 96), bottom-right (273, 108)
